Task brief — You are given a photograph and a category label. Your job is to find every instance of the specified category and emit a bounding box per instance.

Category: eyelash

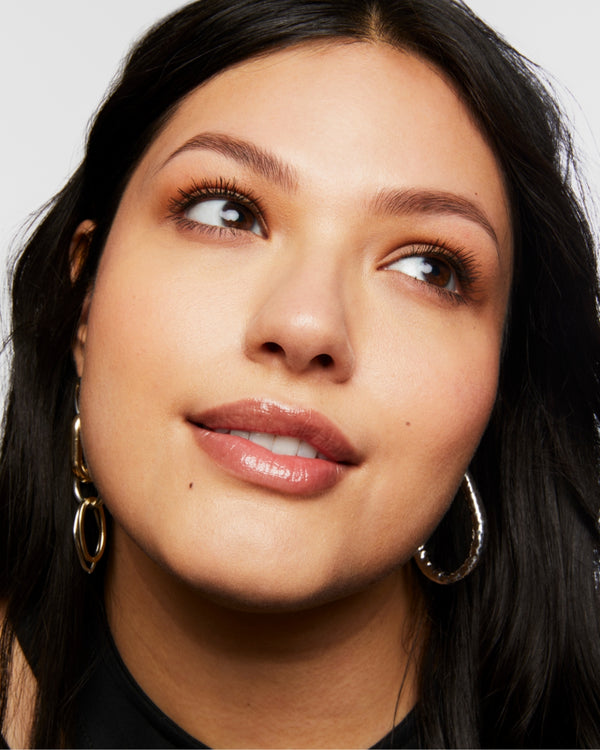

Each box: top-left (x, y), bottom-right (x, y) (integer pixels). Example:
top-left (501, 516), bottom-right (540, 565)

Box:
top-left (167, 177), bottom-right (266, 237)
top-left (167, 181), bottom-right (480, 304)
top-left (386, 242), bottom-right (481, 306)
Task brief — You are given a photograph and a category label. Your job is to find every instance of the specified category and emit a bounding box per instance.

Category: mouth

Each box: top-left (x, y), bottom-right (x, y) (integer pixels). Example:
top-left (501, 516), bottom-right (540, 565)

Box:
top-left (205, 429), bottom-right (330, 461)
top-left (187, 399), bottom-right (360, 495)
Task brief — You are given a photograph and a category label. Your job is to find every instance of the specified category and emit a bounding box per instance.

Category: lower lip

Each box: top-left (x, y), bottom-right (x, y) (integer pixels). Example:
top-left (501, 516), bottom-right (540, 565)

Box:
top-left (191, 425), bottom-right (347, 495)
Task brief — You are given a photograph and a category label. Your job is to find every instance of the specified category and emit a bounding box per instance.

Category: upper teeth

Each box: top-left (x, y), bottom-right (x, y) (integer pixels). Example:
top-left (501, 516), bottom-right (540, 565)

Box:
top-left (215, 429), bottom-right (326, 459)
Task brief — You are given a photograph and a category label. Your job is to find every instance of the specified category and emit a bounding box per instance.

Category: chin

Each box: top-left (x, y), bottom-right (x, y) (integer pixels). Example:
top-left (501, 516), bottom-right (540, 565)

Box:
top-left (116, 518), bottom-right (409, 615)
top-left (194, 578), bottom-right (353, 614)
top-left (169, 552), bottom-right (400, 615)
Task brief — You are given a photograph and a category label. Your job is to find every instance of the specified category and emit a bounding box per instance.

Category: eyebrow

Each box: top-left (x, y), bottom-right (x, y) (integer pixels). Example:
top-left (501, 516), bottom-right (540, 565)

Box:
top-left (370, 188), bottom-right (499, 248)
top-left (161, 131), bottom-right (500, 248)
top-left (161, 131), bottom-right (298, 192)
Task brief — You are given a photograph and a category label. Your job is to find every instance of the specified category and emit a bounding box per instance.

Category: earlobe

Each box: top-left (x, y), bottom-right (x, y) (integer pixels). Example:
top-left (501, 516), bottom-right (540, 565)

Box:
top-left (70, 220), bottom-right (96, 377)
top-left (73, 293), bottom-right (91, 378)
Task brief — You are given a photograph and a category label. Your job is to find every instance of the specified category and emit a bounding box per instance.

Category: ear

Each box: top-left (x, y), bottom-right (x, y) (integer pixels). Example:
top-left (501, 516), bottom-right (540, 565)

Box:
top-left (70, 221), bottom-right (96, 377)
top-left (69, 219), bottom-right (95, 283)
top-left (73, 292), bottom-right (92, 378)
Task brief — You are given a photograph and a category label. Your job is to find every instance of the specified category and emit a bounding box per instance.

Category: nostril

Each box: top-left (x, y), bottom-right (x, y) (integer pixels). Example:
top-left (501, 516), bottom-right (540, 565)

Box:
top-left (262, 343), bottom-right (334, 369)
top-left (315, 353), bottom-right (334, 368)
top-left (264, 341), bottom-right (284, 354)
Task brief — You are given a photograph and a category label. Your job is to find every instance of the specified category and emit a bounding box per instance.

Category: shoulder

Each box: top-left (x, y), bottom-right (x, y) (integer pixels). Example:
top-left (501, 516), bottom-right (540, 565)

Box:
top-left (0, 600), bottom-right (36, 749)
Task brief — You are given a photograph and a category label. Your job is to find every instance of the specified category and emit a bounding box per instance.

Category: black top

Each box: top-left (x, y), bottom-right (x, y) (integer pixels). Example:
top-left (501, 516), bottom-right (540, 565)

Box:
top-left (5, 612), bottom-right (421, 749)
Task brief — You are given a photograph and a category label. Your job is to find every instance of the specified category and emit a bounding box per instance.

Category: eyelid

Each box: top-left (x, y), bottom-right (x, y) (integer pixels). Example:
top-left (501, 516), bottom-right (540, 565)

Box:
top-left (382, 242), bottom-right (481, 303)
top-left (167, 177), bottom-right (268, 237)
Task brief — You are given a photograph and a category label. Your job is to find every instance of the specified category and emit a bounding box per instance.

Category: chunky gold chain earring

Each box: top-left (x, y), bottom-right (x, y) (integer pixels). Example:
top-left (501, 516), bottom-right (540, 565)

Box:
top-left (71, 382), bottom-right (106, 573)
top-left (414, 472), bottom-right (486, 584)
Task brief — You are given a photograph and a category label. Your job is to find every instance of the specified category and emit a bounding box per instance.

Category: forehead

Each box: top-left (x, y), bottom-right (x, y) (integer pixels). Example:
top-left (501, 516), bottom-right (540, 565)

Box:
top-left (136, 41), bottom-right (511, 251)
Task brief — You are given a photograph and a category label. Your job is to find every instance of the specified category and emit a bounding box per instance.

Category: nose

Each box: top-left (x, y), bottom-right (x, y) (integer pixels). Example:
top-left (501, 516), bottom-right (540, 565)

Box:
top-left (244, 254), bottom-right (355, 383)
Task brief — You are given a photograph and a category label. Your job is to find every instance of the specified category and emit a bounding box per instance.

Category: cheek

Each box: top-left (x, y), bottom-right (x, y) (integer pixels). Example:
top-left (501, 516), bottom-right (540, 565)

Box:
top-left (369, 309), bottom-right (500, 426)
top-left (420, 342), bottom-right (499, 444)
top-left (75, 239), bottom-right (207, 510)
top-left (366, 317), bottom-right (500, 501)
top-left (82, 237), bottom-right (239, 389)
top-left (345, 323), bottom-right (500, 574)
top-left (75, 224), bottom-right (264, 536)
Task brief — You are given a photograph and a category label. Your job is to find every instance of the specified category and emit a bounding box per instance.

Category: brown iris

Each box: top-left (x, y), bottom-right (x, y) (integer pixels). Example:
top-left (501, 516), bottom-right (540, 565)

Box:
top-left (420, 257), bottom-right (453, 288)
top-left (219, 201), bottom-right (257, 230)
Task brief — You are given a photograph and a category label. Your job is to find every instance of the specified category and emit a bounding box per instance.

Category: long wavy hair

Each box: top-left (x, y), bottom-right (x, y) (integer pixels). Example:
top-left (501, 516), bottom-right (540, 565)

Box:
top-left (1, 0), bottom-right (599, 746)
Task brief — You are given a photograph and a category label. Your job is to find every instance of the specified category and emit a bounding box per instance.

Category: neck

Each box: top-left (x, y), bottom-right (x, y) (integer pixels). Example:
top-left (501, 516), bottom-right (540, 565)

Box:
top-left (105, 528), bottom-right (424, 749)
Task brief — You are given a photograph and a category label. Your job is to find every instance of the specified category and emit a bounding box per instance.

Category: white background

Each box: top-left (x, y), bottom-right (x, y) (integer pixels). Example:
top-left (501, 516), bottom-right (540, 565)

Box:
top-left (1, 1), bottom-right (599, 400)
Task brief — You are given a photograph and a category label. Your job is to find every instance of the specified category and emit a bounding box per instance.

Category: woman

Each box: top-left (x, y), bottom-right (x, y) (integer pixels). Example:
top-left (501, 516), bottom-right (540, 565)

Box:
top-left (1, 0), bottom-right (599, 747)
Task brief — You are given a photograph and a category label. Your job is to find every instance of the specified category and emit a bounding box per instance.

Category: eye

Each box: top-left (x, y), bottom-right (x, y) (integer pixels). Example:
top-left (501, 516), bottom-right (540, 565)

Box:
top-left (385, 254), bottom-right (457, 292)
top-left (185, 198), bottom-right (263, 236)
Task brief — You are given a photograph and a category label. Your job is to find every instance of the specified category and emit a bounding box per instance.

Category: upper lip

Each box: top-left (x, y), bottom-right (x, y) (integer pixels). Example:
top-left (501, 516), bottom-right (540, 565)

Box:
top-left (188, 399), bottom-right (362, 465)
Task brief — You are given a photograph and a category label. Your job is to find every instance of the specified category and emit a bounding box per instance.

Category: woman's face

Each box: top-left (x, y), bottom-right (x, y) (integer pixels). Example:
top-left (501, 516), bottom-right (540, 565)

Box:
top-left (74, 42), bottom-right (512, 610)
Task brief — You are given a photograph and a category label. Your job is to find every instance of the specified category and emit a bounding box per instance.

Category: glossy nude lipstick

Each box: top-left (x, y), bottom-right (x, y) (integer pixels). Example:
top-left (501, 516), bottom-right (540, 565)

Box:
top-left (188, 399), bottom-right (360, 495)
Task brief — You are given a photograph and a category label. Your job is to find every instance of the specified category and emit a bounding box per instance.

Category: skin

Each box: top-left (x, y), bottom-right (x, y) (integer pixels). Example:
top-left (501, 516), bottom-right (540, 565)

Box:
top-left (72, 42), bottom-right (512, 748)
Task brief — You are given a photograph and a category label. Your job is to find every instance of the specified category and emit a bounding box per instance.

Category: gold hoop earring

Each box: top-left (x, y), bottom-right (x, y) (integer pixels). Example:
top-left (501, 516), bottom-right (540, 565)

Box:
top-left (71, 382), bottom-right (106, 573)
top-left (414, 472), bottom-right (486, 585)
